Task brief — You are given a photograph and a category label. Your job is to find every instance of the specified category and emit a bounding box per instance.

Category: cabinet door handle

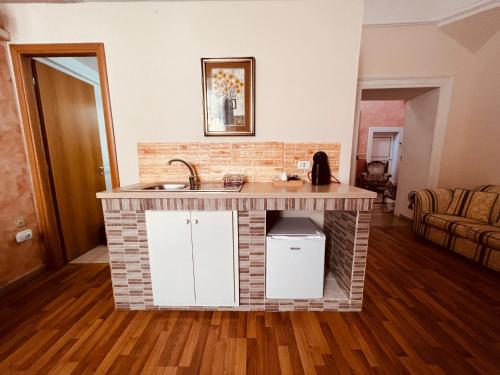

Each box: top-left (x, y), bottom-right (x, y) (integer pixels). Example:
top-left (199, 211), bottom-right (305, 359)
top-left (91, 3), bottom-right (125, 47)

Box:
top-left (192, 219), bottom-right (199, 224)
top-left (184, 218), bottom-right (190, 224)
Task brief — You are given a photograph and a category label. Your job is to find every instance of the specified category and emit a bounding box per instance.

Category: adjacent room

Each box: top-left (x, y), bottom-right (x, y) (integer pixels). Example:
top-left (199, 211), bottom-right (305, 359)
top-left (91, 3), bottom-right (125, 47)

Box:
top-left (353, 86), bottom-right (442, 226)
top-left (1, 0), bottom-right (499, 373)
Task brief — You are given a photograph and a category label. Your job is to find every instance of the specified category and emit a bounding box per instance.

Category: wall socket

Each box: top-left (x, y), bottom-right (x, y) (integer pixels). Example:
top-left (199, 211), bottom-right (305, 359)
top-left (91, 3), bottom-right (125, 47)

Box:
top-left (15, 218), bottom-right (26, 227)
top-left (297, 160), bottom-right (311, 169)
top-left (16, 229), bottom-right (33, 243)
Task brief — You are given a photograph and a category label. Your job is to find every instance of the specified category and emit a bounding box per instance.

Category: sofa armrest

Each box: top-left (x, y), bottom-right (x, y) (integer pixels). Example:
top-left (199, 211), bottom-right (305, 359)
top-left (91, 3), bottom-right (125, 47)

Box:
top-left (411, 188), bottom-right (453, 214)
top-left (410, 188), bottom-right (453, 234)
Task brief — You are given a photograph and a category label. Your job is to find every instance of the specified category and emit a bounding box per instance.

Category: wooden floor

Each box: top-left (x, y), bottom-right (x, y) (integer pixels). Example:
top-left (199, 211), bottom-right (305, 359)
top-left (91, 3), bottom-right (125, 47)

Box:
top-left (1, 227), bottom-right (499, 374)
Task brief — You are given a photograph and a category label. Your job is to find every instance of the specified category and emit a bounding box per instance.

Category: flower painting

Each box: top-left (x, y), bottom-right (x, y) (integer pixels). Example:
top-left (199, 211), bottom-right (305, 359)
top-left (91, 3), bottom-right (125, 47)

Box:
top-left (202, 58), bottom-right (255, 136)
top-left (211, 69), bottom-right (245, 127)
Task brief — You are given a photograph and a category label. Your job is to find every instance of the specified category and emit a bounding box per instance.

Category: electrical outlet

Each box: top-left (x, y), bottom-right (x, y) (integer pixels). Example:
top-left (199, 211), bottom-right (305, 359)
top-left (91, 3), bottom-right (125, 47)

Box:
top-left (297, 160), bottom-right (311, 169)
top-left (16, 229), bottom-right (33, 243)
top-left (15, 218), bottom-right (26, 227)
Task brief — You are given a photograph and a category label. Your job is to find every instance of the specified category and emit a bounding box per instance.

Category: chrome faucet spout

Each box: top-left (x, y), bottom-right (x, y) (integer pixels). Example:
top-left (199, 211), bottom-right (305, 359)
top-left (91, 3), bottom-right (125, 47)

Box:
top-left (167, 159), bottom-right (197, 189)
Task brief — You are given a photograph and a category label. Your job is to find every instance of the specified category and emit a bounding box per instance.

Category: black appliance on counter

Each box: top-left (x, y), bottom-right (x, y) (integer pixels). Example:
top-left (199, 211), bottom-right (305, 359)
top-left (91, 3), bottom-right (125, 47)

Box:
top-left (310, 151), bottom-right (332, 185)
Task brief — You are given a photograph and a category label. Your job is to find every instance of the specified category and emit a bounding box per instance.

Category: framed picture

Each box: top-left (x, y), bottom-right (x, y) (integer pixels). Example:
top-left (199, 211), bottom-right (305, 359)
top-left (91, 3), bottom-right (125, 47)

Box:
top-left (201, 57), bottom-right (255, 136)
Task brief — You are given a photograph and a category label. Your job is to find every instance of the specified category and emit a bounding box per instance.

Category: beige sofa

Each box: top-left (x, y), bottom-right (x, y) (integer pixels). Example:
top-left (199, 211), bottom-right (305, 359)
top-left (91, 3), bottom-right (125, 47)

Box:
top-left (411, 185), bottom-right (500, 271)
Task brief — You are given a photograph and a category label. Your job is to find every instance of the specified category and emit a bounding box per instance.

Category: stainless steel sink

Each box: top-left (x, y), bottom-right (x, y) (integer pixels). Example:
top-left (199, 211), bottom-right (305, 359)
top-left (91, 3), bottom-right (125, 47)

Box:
top-left (142, 183), bottom-right (186, 191)
top-left (125, 182), bottom-right (243, 193)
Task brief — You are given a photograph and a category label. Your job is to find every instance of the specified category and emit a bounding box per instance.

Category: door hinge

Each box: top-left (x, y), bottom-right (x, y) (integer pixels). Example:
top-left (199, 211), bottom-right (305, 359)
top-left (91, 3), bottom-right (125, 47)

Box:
top-left (32, 76), bottom-right (36, 86)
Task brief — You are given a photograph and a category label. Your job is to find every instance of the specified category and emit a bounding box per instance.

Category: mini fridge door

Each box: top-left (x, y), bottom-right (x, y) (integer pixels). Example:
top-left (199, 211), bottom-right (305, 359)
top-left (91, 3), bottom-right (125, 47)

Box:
top-left (266, 235), bottom-right (325, 299)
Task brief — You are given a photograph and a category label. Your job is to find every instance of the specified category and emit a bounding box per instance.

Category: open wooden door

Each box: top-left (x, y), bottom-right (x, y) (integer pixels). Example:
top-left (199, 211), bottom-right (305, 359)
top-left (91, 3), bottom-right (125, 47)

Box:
top-left (33, 61), bottom-right (106, 261)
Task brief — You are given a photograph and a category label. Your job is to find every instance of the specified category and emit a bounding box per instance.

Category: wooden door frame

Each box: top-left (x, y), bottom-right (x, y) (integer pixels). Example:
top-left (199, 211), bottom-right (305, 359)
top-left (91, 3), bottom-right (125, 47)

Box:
top-left (10, 43), bottom-right (119, 269)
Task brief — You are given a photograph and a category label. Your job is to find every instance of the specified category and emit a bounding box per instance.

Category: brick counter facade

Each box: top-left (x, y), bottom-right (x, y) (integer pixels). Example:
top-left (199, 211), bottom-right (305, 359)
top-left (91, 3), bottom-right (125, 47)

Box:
top-left (102, 197), bottom-right (372, 312)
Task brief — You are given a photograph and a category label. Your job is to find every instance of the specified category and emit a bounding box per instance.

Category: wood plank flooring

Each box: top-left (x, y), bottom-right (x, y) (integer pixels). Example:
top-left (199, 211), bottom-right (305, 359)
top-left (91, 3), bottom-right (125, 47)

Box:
top-left (1, 227), bottom-right (499, 374)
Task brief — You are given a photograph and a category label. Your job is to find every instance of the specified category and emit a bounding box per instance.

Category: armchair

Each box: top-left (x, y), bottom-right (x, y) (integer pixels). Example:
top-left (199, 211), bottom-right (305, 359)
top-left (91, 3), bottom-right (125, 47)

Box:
top-left (359, 161), bottom-right (391, 194)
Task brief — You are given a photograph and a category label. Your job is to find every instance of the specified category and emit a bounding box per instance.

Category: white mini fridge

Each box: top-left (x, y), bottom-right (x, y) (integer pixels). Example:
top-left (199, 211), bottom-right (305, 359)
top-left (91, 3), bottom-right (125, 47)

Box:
top-left (266, 217), bottom-right (326, 299)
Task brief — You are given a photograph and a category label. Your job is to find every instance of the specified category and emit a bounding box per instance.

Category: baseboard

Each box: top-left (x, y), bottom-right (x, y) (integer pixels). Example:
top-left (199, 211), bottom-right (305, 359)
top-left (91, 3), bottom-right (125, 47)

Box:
top-left (398, 214), bottom-right (413, 222)
top-left (0, 265), bottom-right (47, 298)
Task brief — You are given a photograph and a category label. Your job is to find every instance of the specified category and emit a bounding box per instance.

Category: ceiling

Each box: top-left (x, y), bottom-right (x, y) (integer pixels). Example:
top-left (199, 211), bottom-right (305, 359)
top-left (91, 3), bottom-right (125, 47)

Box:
top-left (363, 0), bottom-right (500, 25)
top-left (361, 88), bottom-right (436, 101)
top-left (440, 5), bottom-right (500, 52)
top-left (74, 56), bottom-right (98, 73)
top-left (0, 0), bottom-right (499, 28)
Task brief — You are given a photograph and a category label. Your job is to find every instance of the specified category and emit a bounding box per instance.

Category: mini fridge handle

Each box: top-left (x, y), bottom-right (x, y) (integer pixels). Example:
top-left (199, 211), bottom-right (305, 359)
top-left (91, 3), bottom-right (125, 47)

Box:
top-left (268, 235), bottom-right (325, 240)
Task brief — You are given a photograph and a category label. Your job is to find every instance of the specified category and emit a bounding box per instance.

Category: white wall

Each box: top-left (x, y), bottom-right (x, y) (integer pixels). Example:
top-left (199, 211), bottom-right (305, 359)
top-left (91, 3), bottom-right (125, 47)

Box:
top-left (1, 0), bottom-right (364, 185)
top-left (360, 24), bottom-right (500, 189)
top-left (395, 89), bottom-right (439, 218)
top-left (443, 30), bottom-right (500, 186)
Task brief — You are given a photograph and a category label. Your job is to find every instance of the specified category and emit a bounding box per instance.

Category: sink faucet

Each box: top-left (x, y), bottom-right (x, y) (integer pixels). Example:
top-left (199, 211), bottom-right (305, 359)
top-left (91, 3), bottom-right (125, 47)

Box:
top-left (167, 159), bottom-right (197, 189)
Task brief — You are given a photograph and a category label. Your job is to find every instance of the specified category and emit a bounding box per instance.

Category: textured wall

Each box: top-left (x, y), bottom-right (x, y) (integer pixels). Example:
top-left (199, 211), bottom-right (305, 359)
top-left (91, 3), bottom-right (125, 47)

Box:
top-left (357, 100), bottom-right (406, 156)
top-left (0, 42), bottom-right (44, 288)
top-left (138, 142), bottom-right (340, 183)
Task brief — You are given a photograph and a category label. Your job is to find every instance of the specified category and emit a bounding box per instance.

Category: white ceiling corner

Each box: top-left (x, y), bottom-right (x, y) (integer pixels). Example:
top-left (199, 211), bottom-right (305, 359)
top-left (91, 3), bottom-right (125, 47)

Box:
top-left (439, 5), bottom-right (500, 52)
top-left (363, 0), bottom-right (500, 26)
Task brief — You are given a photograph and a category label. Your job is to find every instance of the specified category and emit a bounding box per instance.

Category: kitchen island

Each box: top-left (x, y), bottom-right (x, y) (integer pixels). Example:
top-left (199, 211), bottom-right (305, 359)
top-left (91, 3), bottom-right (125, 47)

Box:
top-left (97, 182), bottom-right (376, 312)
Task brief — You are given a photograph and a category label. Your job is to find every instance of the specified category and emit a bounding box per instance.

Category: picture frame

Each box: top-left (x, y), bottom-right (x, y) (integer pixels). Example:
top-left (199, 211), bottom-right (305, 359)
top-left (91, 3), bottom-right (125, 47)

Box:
top-left (201, 57), bottom-right (255, 136)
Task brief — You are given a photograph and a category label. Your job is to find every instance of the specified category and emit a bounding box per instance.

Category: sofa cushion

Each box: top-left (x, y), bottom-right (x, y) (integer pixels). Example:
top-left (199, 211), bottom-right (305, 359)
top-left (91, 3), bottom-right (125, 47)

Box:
top-left (475, 185), bottom-right (500, 223)
top-left (422, 213), bottom-right (481, 239)
top-left (467, 225), bottom-right (500, 251)
top-left (446, 189), bottom-right (499, 223)
top-left (475, 185), bottom-right (500, 193)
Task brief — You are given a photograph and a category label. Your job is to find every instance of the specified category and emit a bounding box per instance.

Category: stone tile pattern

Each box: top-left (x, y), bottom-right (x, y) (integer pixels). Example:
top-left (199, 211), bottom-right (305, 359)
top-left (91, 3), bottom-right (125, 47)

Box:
top-left (102, 199), bottom-right (371, 312)
top-left (324, 211), bottom-right (371, 310)
top-left (102, 197), bottom-right (373, 212)
top-left (104, 209), bottom-right (152, 310)
top-left (138, 142), bottom-right (341, 183)
top-left (238, 211), bottom-right (266, 310)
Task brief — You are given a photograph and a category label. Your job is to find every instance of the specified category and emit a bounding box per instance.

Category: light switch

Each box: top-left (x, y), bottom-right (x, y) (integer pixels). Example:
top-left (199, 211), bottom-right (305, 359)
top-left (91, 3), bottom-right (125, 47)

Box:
top-left (297, 161), bottom-right (311, 169)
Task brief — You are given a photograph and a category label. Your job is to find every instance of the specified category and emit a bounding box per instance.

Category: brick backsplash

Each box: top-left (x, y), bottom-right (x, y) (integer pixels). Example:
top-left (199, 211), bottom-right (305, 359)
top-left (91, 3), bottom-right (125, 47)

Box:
top-left (138, 142), bottom-right (340, 183)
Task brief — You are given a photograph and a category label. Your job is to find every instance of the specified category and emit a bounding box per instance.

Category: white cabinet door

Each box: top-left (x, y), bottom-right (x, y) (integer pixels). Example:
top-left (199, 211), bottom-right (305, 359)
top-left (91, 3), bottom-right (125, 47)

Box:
top-left (190, 211), bottom-right (237, 306)
top-left (145, 211), bottom-right (195, 306)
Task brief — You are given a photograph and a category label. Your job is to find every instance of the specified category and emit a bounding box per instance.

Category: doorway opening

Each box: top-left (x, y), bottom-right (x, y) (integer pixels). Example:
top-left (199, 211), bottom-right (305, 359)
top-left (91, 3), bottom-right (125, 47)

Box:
top-left (351, 80), bottom-right (452, 226)
top-left (366, 127), bottom-right (404, 181)
top-left (354, 100), bottom-right (407, 219)
top-left (10, 44), bottom-right (119, 268)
